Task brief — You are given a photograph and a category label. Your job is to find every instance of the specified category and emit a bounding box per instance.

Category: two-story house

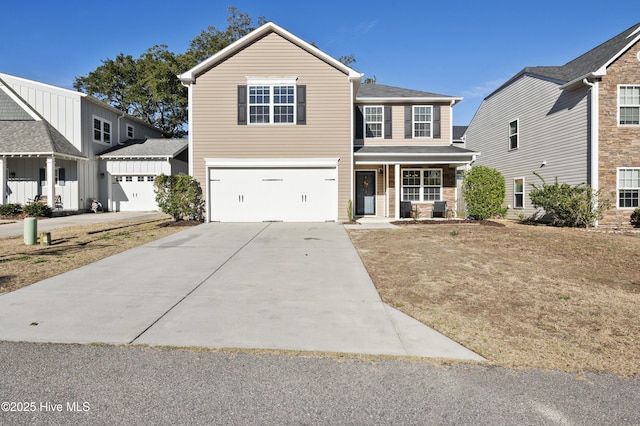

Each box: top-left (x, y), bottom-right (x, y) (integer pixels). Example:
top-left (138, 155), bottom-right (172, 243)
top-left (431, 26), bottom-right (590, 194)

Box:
top-left (0, 73), bottom-right (186, 213)
top-left (179, 22), bottom-right (477, 222)
top-left (465, 23), bottom-right (640, 226)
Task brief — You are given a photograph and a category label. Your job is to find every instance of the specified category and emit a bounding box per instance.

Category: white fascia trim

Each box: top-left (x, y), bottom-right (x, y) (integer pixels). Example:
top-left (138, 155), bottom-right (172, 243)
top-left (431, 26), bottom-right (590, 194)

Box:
top-left (179, 22), bottom-right (361, 84)
top-left (357, 97), bottom-right (463, 104)
top-left (205, 158), bottom-right (340, 168)
top-left (0, 72), bottom-right (84, 99)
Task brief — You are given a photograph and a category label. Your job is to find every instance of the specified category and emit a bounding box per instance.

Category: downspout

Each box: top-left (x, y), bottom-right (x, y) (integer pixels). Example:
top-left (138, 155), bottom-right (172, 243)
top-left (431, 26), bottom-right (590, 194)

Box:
top-left (349, 78), bottom-right (355, 222)
top-left (117, 112), bottom-right (126, 144)
top-left (583, 78), bottom-right (599, 225)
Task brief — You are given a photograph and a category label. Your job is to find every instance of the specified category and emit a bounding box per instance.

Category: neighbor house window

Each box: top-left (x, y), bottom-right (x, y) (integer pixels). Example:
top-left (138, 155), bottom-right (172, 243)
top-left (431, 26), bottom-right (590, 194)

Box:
top-left (248, 84), bottom-right (295, 124)
top-left (618, 168), bottom-right (640, 208)
top-left (413, 106), bottom-right (432, 138)
top-left (365, 106), bottom-right (383, 138)
top-left (127, 124), bottom-right (134, 139)
top-left (55, 168), bottom-right (65, 186)
top-left (619, 86), bottom-right (640, 125)
top-left (402, 169), bottom-right (442, 202)
top-left (137, 176), bottom-right (145, 182)
top-left (514, 178), bottom-right (524, 208)
top-left (93, 116), bottom-right (112, 144)
top-left (509, 119), bottom-right (519, 150)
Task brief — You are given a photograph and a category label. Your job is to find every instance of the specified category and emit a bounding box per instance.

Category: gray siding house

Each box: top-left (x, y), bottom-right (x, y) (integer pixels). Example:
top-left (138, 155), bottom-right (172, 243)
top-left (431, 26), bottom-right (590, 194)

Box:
top-left (1, 73), bottom-right (186, 212)
top-left (465, 23), bottom-right (640, 226)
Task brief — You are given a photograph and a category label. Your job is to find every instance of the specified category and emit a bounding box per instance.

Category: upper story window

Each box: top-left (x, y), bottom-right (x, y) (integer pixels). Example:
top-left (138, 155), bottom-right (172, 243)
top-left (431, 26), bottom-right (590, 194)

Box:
top-left (93, 116), bottom-right (112, 144)
top-left (127, 124), bottom-right (134, 139)
top-left (618, 167), bottom-right (639, 208)
top-left (413, 106), bottom-right (432, 138)
top-left (509, 119), bottom-right (519, 150)
top-left (365, 106), bottom-right (383, 138)
top-left (240, 78), bottom-right (302, 125)
top-left (619, 85), bottom-right (640, 125)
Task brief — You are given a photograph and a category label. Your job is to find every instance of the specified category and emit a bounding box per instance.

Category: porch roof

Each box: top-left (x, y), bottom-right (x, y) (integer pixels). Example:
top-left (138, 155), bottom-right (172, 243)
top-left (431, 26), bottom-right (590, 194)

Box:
top-left (0, 121), bottom-right (85, 160)
top-left (353, 145), bottom-right (478, 166)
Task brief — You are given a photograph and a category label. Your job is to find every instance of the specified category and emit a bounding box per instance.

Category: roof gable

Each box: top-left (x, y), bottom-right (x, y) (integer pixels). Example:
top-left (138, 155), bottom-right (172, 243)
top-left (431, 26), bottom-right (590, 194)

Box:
top-left (179, 22), bottom-right (362, 84)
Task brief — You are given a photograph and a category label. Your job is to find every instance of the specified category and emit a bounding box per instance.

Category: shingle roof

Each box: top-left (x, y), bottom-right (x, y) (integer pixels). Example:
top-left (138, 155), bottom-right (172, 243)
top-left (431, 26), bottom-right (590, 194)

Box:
top-left (0, 79), bottom-right (85, 158)
top-left (98, 138), bottom-right (187, 158)
top-left (356, 83), bottom-right (455, 99)
top-left (453, 126), bottom-right (468, 141)
top-left (354, 145), bottom-right (477, 155)
top-left (489, 23), bottom-right (640, 97)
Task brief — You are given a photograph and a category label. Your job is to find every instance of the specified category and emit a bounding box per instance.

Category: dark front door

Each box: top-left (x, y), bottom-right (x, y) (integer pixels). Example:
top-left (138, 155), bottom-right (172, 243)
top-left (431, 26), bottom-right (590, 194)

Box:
top-left (355, 171), bottom-right (376, 216)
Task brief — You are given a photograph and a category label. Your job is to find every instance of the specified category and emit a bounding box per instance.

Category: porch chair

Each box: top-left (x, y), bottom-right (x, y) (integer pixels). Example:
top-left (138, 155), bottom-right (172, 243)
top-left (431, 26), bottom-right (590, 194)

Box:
top-left (431, 201), bottom-right (447, 218)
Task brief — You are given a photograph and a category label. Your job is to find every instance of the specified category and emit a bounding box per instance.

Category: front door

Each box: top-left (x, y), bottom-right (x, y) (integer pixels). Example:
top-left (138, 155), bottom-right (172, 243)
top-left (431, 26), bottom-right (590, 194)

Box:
top-left (355, 171), bottom-right (376, 216)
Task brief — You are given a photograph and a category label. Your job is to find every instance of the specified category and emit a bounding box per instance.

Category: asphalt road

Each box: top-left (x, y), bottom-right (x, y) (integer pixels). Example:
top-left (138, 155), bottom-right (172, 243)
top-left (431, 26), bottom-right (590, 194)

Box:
top-left (1, 342), bottom-right (638, 425)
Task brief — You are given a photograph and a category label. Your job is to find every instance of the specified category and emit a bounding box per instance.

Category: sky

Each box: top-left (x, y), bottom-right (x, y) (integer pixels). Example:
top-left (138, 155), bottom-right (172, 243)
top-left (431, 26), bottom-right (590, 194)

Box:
top-left (1, 1), bottom-right (637, 125)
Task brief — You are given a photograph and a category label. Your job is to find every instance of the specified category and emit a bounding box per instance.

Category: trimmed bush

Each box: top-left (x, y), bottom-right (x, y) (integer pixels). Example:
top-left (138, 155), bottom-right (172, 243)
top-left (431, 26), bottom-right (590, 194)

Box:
top-left (23, 203), bottom-right (53, 217)
top-left (154, 174), bottom-right (205, 221)
top-left (631, 207), bottom-right (640, 228)
top-left (0, 203), bottom-right (23, 216)
top-left (462, 166), bottom-right (507, 220)
top-left (529, 174), bottom-right (610, 228)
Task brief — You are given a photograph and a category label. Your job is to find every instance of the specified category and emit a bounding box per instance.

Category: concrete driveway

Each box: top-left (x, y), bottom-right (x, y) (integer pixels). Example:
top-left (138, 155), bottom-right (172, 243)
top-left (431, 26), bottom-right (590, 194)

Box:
top-left (0, 222), bottom-right (483, 361)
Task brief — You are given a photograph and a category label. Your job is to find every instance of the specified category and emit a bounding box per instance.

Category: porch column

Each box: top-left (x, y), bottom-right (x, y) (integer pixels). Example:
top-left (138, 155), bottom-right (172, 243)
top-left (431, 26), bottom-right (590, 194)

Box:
top-left (394, 163), bottom-right (400, 219)
top-left (46, 157), bottom-right (55, 208)
top-left (0, 157), bottom-right (6, 205)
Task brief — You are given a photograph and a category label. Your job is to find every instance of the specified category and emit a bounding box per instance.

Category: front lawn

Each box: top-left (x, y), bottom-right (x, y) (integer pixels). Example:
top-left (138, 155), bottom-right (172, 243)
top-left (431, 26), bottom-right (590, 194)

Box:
top-left (348, 221), bottom-right (640, 376)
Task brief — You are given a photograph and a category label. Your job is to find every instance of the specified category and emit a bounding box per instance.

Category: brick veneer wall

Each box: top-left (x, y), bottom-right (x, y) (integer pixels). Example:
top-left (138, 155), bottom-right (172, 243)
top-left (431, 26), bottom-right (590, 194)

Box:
top-left (598, 41), bottom-right (640, 226)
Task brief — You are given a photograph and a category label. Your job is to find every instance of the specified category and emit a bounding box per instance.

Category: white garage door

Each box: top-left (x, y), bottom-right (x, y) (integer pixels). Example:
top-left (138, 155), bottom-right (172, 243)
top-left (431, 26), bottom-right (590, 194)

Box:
top-left (112, 175), bottom-right (158, 211)
top-left (209, 166), bottom-right (337, 222)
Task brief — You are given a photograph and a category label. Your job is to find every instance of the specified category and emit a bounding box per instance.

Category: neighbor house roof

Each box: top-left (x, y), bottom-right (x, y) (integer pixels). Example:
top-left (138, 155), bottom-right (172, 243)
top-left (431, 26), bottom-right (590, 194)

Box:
top-left (179, 22), bottom-right (362, 84)
top-left (0, 78), bottom-right (85, 159)
top-left (354, 145), bottom-right (478, 155)
top-left (98, 138), bottom-right (188, 159)
top-left (452, 126), bottom-right (468, 141)
top-left (488, 22), bottom-right (640, 97)
top-left (356, 83), bottom-right (462, 105)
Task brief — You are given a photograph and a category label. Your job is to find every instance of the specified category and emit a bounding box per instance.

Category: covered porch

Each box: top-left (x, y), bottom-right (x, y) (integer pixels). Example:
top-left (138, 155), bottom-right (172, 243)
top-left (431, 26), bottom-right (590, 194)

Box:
top-left (353, 146), bottom-right (478, 220)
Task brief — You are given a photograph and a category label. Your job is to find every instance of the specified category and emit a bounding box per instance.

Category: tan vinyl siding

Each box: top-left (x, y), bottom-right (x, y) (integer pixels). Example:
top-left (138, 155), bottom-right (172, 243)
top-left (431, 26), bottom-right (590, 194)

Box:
top-left (466, 75), bottom-right (589, 219)
top-left (191, 31), bottom-right (353, 220)
top-left (357, 103), bottom-right (452, 146)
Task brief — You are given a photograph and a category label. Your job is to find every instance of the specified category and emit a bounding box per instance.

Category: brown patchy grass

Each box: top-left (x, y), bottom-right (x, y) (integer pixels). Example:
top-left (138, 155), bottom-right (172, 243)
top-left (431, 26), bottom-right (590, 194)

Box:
top-left (0, 217), bottom-right (196, 294)
top-left (348, 220), bottom-right (640, 376)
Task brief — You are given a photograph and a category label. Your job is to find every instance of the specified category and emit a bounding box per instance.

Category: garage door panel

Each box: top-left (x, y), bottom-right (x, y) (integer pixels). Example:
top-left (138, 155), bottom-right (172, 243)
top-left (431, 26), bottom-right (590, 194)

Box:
top-left (113, 176), bottom-right (158, 211)
top-left (209, 167), bottom-right (336, 222)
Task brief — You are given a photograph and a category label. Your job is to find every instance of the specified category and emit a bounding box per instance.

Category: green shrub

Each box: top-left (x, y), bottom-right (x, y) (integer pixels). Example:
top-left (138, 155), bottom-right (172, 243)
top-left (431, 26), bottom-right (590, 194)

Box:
top-left (23, 203), bottom-right (53, 217)
top-left (0, 203), bottom-right (23, 216)
top-left (462, 166), bottom-right (507, 220)
top-left (630, 207), bottom-right (640, 228)
top-left (529, 173), bottom-right (610, 228)
top-left (154, 174), bottom-right (205, 221)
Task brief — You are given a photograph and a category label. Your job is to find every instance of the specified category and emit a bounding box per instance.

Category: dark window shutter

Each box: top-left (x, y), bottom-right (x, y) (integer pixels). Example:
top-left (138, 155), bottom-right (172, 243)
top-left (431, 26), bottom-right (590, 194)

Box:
top-left (433, 105), bottom-right (441, 139)
top-left (404, 105), bottom-right (412, 139)
top-left (355, 106), bottom-right (364, 139)
top-left (237, 85), bottom-right (247, 125)
top-left (296, 85), bottom-right (306, 125)
top-left (384, 105), bottom-right (392, 139)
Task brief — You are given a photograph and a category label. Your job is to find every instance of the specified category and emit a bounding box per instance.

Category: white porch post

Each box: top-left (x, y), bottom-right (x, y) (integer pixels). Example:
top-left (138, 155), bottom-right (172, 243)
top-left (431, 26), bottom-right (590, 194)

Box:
top-left (394, 163), bottom-right (400, 219)
top-left (0, 157), bottom-right (6, 205)
top-left (46, 157), bottom-right (55, 208)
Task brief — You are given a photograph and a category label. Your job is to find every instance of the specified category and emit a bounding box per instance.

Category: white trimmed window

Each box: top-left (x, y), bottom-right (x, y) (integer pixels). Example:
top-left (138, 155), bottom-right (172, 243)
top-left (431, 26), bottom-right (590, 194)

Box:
top-left (619, 86), bottom-right (640, 125)
top-left (248, 82), bottom-right (295, 124)
top-left (365, 106), bottom-right (383, 138)
top-left (402, 169), bottom-right (442, 202)
top-left (93, 116), bottom-right (112, 144)
top-left (514, 178), bottom-right (524, 208)
top-left (127, 124), bottom-right (134, 139)
top-left (618, 168), bottom-right (640, 208)
top-left (509, 119), bottom-right (519, 150)
top-left (413, 105), bottom-right (432, 138)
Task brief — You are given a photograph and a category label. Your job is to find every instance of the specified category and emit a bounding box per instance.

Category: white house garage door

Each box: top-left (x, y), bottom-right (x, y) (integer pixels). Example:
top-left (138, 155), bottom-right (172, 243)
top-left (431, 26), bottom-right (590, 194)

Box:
top-left (207, 159), bottom-right (338, 222)
top-left (112, 175), bottom-right (158, 211)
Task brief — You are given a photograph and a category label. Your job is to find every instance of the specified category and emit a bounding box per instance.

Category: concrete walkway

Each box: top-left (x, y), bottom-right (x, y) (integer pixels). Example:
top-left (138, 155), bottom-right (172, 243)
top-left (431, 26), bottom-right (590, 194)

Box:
top-left (0, 222), bottom-right (483, 361)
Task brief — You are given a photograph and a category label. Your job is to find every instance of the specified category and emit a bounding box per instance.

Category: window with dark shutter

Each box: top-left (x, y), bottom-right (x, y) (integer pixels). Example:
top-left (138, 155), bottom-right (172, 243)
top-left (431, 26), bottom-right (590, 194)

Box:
top-left (384, 106), bottom-right (392, 138)
top-left (433, 105), bottom-right (441, 139)
top-left (237, 85), bottom-right (247, 125)
top-left (404, 105), bottom-right (412, 139)
top-left (297, 85), bottom-right (306, 125)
